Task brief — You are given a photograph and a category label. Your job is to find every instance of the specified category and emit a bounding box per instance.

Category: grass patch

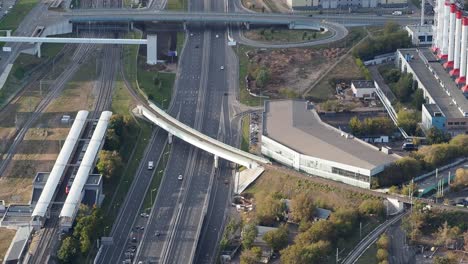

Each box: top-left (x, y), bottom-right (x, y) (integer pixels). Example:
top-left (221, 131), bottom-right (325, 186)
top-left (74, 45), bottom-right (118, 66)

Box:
top-left (0, 0), bottom-right (39, 31)
top-left (236, 45), bottom-right (263, 107)
top-left (0, 228), bottom-right (15, 262)
top-left (122, 31), bottom-right (142, 91)
top-left (244, 28), bottom-right (332, 43)
top-left (41, 43), bottom-right (65, 58)
top-left (141, 143), bottom-right (171, 212)
top-left (137, 56), bottom-right (174, 109)
top-left (355, 243), bottom-right (378, 264)
top-left (241, 115), bottom-right (250, 152)
top-left (101, 79), bottom-right (153, 227)
top-left (0, 54), bottom-right (42, 108)
top-left (167, 0), bottom-right (186, 10)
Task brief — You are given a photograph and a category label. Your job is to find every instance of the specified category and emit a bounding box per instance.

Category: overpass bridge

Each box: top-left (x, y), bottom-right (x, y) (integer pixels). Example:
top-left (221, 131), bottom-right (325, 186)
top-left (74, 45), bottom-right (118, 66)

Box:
top-left (65, 10), bottom-right (424, 27)
top-left (0, 35), bottom-right (159, 64)
top-left (137, 104), bottom-right (270, 169)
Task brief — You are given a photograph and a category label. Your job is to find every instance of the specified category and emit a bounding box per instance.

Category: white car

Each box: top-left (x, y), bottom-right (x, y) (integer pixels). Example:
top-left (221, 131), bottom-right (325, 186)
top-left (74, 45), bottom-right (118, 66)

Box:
top-left (220, 66), bottom-right (224, 70)
top-left (215, 34), bottom-right (219, 38)
top-left (178, 174), bottom-right (183, 180)
top-left (148, 161), bottom-right (154, 170)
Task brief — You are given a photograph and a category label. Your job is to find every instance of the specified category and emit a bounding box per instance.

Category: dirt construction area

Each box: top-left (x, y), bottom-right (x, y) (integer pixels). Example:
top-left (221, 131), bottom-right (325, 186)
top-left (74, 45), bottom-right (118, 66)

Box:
top-left (246, 47), bottom-right (345, 98)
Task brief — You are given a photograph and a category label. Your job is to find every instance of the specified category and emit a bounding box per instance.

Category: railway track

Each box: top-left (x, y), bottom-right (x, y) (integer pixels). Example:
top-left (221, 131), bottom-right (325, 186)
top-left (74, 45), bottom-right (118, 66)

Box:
top-left (0, 41), bottom-right (96, 177)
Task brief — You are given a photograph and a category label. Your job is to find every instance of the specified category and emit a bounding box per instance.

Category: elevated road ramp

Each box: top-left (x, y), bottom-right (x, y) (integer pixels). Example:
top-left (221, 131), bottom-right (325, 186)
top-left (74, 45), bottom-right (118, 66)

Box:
top-left (136, 104), bottom-right (270, 169)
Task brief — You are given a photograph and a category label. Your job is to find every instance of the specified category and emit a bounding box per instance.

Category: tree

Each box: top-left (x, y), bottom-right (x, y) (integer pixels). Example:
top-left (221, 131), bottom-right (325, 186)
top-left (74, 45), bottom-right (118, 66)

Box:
top-left (57, 237), bottom-right (78, 263)
top-left (96, 150), bottom-right (122, 179)
top-left (242, 223), bottom-right (258, 249)
top-left (296, 220), bottom-right (335, 245)
top-left (397, 109), bottom-right (419, 135)
top-left (330, 208), bottom-right (359, 236)
top-left (240, 246), bottom-right (262, 264)
top-left (263, 225), bottom-right (289, 251)
top-left (411, 88), bottom-right (425, 110)
top-left (393, 74), bottom-right (413, 102)
top-left (109, 114), bottom-right (125, 136)
top-left (402, 211), bottom-right (426, 241)
top-left (435, 221), bottom-right (461, 248)
top-left (382, 68), bottom-right (401, 83)
top-left (433, 255), bottom-right (457, 264)
top-left (103, 129), bottom-right (121, 151)
top-left (449, 134), bottom-right (468, 155)
top-left (73, 208), bottom-right (103, 254)
top-left (280, 240), bottom-right (330, 264)
top-left (290, 192), bottom-right (315, 222)
top-left (400, 181), bottom-right (418, 197)
top-left (376, 234), bottom-right (389, 250)
top-left (349, 116), bottom-right (362, 136)
top-left (255, 192), bottom-right (285, 225)
top-left (359, 199), bottom-right (385, 217)
top-left (376, 248), bottom-right (389, 262)
top-left (452, 168), bottom-right (468, 189)
top-left (255, 67), bottom-right (270, 88)
top-left (426, 127), bottom-right (451, 145)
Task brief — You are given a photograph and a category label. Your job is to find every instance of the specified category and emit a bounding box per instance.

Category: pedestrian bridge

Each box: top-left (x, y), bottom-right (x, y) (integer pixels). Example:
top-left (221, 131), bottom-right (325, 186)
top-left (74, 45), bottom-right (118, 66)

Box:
top-left (137, 104), bottom-right (270, 169)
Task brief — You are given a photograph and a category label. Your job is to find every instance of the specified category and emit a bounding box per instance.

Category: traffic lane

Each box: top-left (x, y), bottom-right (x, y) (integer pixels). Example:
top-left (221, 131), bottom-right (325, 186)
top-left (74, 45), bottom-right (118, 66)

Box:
top-left (138, 139), bottom-right (193, 260)
top-left (166, 28), bottom-right (227, 263)
top-left (195, 161), bottom-right (232, 263)
top-left (106, 129), bottom-right (167, 264)
top-left (98, 128), bottom-right (166, 264)
top-left (137, 30), bottom-right (205, 261)
top-left (167, 151), bottom-right (214, 264)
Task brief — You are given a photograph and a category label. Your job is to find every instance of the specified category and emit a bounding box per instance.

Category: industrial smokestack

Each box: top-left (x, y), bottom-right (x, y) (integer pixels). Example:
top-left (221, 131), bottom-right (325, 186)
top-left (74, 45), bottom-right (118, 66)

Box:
top-left (444, 3), bottom-right (456, 68)
top-left (436, 0), bottom-right (445, 51)
top-left (456, 17), bottom-right (468, 84)
top-left (440, 1), bottom-right (451, 59)
top-left (450, 10), bottom-right (462, 76)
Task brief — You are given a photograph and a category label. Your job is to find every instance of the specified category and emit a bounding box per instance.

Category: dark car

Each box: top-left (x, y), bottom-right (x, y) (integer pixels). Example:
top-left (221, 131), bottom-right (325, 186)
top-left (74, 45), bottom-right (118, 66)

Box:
top-left (402, 143), bottom-right (417, 151)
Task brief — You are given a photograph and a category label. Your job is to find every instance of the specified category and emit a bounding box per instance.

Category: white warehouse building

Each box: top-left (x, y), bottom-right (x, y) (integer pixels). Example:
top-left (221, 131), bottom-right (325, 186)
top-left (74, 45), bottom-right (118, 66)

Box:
top-left (261, 100), bottom-right (399, 189)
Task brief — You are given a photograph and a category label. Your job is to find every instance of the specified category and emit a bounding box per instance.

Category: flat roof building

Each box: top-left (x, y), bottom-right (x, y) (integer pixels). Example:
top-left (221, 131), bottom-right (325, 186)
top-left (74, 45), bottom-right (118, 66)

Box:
top-left (351, 80), bottom-right (376, 99)
top-left (396, 48), bottom-right (468, 135)
top-left (261, 100), bottom-right (399, 188)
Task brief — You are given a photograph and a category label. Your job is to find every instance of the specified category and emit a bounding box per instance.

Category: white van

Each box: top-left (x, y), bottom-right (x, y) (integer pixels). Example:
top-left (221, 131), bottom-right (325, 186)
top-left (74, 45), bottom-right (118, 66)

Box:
top-left (148, 161), bottom-right (154, 170)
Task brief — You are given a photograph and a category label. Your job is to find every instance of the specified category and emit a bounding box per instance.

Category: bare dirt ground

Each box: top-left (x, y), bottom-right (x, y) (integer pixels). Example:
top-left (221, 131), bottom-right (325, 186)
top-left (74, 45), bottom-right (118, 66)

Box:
top-left (0, 228), bottom-right (16, 262)
top-left (246, 47), bottom-right (345, 97)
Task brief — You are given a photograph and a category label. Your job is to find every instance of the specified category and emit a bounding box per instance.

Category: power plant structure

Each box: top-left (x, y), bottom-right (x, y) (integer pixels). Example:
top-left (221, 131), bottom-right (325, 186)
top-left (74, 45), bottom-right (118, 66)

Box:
top-left (432, 0), bottom-right (468, 91)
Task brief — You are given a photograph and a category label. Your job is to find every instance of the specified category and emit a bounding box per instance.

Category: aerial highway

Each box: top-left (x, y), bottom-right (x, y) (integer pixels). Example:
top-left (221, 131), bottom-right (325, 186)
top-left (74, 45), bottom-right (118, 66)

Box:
top-left (65, 10), bottom-right (424, 26)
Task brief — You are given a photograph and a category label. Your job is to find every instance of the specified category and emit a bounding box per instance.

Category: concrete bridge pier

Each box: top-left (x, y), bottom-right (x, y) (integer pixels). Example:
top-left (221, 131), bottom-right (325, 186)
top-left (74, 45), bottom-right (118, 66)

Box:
top-left (36, 42), bottom-right (41, 58)
top-left (183, 22), bottom-right (187, 31)
top-left (168, 132), bottom-right (173, 144)
top-left (129, 21), bottom-right (134, 31)
top-left (244, 22), bottom-right (250, 30)
top-left (289, 22), bottom-right (295, 29)
top-left (147, 34), bottom-right (158, 65)
top-left (214, 155), bottom-right (219, 168)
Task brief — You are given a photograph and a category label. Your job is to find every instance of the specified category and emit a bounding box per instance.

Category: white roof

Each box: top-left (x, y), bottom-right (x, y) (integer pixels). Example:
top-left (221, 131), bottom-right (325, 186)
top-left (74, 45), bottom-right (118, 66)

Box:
top-left (59, 111), bottom-right (112, 219)
top-left (32, 110), bottom-right (89, 218)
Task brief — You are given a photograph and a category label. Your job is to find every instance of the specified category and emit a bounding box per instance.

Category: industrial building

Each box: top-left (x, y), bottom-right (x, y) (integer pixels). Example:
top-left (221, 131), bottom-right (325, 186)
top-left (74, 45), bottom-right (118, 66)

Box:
top-left (405, 24), bottom-right (433, 45)
top-left (261, 100), bottom-right (399, 189)
top-left (396, 48), bottom-right (468, 135)
top-left (286, 0), bottom-right (406, 10)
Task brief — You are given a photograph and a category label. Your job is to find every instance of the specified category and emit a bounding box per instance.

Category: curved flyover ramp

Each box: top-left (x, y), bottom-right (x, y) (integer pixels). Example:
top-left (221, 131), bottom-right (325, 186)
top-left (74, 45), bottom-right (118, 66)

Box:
top-left (137, 104), bottom-right (270, 169)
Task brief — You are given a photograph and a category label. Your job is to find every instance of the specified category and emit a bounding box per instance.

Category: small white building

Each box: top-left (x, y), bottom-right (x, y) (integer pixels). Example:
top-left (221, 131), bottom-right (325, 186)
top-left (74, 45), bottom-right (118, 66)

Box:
top-left (405, 24), bottom-right (433, 46)
top-left (351, 80), bottom-right (376, 99)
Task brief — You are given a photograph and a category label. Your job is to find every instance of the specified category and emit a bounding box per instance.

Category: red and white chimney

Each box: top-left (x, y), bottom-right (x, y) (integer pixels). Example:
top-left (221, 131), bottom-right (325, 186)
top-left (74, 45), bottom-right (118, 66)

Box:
top-left (450, 10), bottom-right (463, 76)
top-left (456, 17), bottom-right (468, 84)
top-left (444, 4), bottom-right (457, 68)
top-left (440, 1), bottom-right (451, 59)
